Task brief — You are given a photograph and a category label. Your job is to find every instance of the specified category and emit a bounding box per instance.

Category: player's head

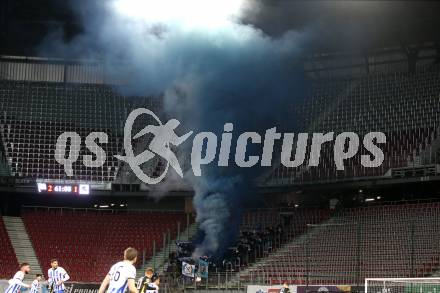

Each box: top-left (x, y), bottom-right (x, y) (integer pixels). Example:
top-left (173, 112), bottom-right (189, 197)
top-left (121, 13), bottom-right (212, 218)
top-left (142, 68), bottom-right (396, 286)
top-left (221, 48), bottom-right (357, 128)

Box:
top-left (152, 276), bottom-right (160, 285)
top-left (145, 268), bottom-right (154, 277)
top-left (283, 282), bottom-right (288, 288)
top-left (20, 263), bottom-right (30, 274)
top-left (36, 274), bottom-right (42, 281)
top-left (123, 247), bottom-right (138, 264)
top-left (50, 259), bottom-right (58, 269)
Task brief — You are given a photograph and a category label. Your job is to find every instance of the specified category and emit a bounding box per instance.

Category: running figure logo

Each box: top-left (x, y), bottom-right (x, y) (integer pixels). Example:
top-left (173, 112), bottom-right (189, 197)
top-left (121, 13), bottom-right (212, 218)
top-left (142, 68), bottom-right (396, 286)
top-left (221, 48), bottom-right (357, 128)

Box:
top-left (115, 108), bottom-right (193, 184)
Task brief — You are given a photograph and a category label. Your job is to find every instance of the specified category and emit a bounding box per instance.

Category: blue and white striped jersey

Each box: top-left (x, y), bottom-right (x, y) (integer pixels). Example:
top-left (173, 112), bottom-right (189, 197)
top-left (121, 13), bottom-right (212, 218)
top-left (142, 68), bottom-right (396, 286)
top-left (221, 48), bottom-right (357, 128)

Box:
top-left (5, 271), bottom-right (27, 293)
top-left (30, 280), bottom-right (39, 293)
top-left (106, 261), bottom-right (136, 293)
top-left (47, 267), bottom-right (69, 291)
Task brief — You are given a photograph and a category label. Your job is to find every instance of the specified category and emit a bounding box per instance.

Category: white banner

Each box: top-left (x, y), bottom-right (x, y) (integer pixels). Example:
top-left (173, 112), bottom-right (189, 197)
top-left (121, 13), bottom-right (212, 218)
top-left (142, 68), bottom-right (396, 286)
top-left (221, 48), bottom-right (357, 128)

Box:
top-left (182, 261), bottom-right (196, 278)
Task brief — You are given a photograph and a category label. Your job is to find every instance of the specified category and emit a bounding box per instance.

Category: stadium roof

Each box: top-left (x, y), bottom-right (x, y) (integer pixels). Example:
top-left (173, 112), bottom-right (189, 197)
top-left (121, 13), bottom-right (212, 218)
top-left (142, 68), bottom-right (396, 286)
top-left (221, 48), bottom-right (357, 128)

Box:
top-left (1, 1), bottom-right (440, 56)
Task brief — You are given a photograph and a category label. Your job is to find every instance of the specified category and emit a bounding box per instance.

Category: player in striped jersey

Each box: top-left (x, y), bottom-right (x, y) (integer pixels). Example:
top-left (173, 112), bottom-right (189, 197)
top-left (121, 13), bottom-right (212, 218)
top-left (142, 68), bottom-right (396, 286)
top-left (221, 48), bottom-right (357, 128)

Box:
top-left (98, 247), bottom-right (139, 293)
top-left (30, 274), bottom-right (42, 293)
top-left (47, 259), bottom-right (70, 293)
top-left (137, 268), bottom-right (154, 293)
top-left (4, 263), bottom-right (31, 293)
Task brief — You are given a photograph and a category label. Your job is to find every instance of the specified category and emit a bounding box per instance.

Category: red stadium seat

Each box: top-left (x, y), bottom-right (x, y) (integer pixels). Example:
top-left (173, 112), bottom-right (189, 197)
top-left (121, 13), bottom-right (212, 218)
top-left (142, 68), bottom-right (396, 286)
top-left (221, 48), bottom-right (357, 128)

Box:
top-left (0, 217), bottom-right (19, 278)
top-left (22, 209), bottom-right (190, 282)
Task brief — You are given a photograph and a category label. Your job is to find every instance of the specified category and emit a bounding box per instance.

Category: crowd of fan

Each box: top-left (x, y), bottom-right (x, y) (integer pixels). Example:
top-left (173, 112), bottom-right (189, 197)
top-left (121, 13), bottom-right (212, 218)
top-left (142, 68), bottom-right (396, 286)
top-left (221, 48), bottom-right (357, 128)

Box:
top-left (163, 222), bottom-right (286, 279)
top-left (227, 224), bottom-right (284, 267)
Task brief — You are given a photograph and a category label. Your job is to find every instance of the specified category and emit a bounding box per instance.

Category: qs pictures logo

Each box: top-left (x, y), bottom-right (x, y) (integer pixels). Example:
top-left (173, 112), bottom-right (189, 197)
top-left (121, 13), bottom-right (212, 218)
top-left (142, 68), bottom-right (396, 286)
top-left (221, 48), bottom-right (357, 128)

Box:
top-left (55, 108), bottom-right (386, 184)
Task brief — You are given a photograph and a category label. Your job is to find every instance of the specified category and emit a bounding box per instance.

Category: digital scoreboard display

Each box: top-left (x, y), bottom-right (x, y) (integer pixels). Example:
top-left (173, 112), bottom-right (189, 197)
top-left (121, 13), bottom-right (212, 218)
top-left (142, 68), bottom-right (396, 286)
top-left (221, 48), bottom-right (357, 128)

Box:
top-left (37, 183), bottom-right (90, 195)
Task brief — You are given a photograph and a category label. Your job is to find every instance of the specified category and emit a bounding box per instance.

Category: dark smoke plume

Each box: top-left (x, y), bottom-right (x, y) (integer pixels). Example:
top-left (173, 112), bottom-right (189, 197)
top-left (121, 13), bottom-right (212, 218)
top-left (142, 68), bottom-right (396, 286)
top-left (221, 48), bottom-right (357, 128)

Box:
top-left (38, 0), bottom-right (309, 257)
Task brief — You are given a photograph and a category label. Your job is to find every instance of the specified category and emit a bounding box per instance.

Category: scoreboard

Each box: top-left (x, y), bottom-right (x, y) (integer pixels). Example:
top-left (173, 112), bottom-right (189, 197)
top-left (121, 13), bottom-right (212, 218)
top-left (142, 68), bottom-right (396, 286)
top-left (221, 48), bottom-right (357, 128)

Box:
top-left (37, 183), bottom-right (90, 195)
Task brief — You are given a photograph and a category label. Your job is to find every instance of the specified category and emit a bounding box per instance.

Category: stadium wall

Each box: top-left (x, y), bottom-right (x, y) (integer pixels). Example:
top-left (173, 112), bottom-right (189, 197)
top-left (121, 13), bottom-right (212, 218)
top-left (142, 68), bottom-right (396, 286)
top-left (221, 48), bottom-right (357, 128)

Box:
top-left (189, 289), bottom-right (244, 293)
top-left (0, 56), bottom-right (106, 84)
top-left (246, 285), bottom-right (354, 293)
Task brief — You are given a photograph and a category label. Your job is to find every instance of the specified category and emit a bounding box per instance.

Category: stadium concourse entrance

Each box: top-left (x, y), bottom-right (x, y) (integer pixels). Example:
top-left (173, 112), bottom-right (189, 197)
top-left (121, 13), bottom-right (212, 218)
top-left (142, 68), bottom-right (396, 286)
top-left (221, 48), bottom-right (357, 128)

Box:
top-left (0, 191), bottom-right (190, 216)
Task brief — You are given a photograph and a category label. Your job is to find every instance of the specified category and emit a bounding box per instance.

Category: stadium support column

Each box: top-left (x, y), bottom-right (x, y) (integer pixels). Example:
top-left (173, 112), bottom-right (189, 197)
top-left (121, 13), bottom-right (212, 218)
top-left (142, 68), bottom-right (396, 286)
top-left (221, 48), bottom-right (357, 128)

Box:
top-left (163, 232), bottom-right (167, 256)
top-left (405, 45), bottom-right (419, 74)
top-left (364, 55), bottom-right (370, 75)
top-left (306, 224), bottom-right (311, 288)
top-left (435, 42), bottom-right (440, 64)
top-left (63, 63), bottom-right (68, 84)
top-left (410, 215), bottom-right (415, 278)
top-left (152, 240), bottom-right (156, 270)
top-left (187, 213), bottom-right (190, 240)
top-left (356, 222), bottom-right (361, 286)
top-left (167, 229), bottom-right (171, 259)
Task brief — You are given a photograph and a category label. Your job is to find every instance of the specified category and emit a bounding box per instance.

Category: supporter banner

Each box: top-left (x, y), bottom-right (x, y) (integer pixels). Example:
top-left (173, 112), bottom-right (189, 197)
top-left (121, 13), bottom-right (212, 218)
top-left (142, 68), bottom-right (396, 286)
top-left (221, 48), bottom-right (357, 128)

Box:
top-left (247, 285), bottom-right (297, 293)
top-left (198, 259), bottom-right (209, 278)
top-left (182, 261), bottom-right (196, 278)
top-left (297, 285), bottom-right (351, 293)
top-left (0, 281), bottom-right (100, 293)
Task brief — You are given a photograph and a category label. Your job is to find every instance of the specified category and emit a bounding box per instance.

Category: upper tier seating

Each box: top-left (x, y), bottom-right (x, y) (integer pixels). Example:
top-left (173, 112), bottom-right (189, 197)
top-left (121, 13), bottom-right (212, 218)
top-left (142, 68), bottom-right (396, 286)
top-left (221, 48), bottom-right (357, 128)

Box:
top-left (0, 81), bottom-right (159, 182)
top-left (23, 209), bottom-right (189, 282)
top-left (268, 65), bottom-right (440, 185)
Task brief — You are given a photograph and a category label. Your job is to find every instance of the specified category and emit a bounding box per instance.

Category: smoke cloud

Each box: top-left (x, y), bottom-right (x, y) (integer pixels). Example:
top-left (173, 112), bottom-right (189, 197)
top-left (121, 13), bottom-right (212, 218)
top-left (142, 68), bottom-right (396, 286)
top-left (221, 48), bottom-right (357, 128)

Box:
top-left (38, 0), bottom-right (310, 257)
top-left (241, 1), bottom-right (440, 52)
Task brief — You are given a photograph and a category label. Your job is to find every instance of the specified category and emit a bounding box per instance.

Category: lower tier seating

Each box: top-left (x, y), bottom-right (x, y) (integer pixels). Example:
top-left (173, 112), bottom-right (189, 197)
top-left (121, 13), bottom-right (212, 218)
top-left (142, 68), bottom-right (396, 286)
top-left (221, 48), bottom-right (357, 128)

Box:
top-left (23, 209), bottom-right (189, 282)
top-left (240, 202), bottom-right (440, 285)
top-left (0, 217), bottom-right (19, 278)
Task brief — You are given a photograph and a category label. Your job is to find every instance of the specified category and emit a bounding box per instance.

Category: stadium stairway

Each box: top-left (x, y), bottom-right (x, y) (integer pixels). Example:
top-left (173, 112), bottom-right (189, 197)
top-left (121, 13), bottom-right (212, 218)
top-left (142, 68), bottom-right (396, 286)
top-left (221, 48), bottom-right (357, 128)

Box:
top-left (0, 157), bottom-right (10, 176)
top-left (137, 221), bottom-right (198, 278)
top-left (0, 131), bottom-right (11, 176)
top-left (2, 216), bottom-right (43, 281)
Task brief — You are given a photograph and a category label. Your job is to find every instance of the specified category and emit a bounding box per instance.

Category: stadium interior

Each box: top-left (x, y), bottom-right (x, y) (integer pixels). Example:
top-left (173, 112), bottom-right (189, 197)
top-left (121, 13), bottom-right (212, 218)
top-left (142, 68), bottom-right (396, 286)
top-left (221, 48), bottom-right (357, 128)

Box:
top-left (1, 46), bottom-right (440, 290)
top-left (1, 1), bottom-right (440, 293)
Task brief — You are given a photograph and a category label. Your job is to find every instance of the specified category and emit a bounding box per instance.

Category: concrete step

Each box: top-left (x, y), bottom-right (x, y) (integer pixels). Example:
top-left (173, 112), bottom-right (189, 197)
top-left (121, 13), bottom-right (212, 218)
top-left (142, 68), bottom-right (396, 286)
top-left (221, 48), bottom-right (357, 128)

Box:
top-left (136, 222), bottom-right (198, 279)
